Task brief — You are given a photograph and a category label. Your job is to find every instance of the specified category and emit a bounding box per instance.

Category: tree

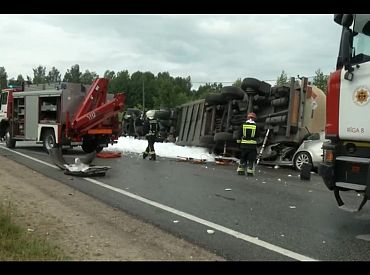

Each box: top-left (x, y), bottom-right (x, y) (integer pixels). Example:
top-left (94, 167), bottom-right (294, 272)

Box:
top-left (313, 69), bottom-right (329, 94)
top-left (32, 65), bottom-right (47, 85)
top-left (80, 70), bottom-right (98, 84)
top-left (0, 67), bottom-right (7, 89)
top-left (16, 75), bottom-right (24, 85)
top-left (276, 70), bottom-right (289, 86)
top-left (26, 75), bottom-right (32, 84)
top-left (104, 70), bottom-right (116, 80)
top-left (232, 78), bottom-right (242, 88)
top-left (63, 64), bottom-right (82, 83)
top-left (192, 83), bottom-right (223, 100)
top-left (47, 67), bottom-right (61, 83)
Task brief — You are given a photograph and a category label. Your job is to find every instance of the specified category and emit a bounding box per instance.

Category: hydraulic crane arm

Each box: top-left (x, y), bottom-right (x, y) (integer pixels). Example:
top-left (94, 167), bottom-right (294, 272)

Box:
top-left (70, 78), bottom-right (126, 134)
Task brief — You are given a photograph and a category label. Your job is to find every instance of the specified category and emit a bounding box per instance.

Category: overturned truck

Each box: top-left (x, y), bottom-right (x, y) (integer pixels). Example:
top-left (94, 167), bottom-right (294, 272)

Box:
top-left (176, 76), bottom-right (326, 169)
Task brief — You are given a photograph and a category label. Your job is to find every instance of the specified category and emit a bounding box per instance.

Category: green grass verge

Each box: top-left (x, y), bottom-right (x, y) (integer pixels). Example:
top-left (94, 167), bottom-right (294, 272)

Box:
top-left (0, 204), bottom-right (69, 261)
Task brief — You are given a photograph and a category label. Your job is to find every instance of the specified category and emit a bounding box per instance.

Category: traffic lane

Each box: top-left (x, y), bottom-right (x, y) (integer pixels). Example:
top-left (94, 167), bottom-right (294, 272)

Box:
top-left (0, 145), bottom-right (294, 261)
top-left (100, 154), bottom-right (370, 261)
top-left (3, 145), bottom-right (370, 260)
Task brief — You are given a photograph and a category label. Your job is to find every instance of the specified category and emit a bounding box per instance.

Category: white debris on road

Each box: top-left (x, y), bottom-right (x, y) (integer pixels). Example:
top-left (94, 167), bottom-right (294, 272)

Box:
top-left (106, 136), bottom-right (216, 162)
top-left (173, 220), bottom-right (179, 223)
top-left (224, 188), bottom-right (232, 191)
top-left (289, 206), bottom-right (296, 209)
top-left (207, 229), bottom-right (215, 234)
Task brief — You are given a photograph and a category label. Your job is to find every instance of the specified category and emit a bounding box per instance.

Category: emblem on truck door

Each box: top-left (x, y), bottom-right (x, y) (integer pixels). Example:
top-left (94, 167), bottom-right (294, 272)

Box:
top-left (353, 86), bottom-right (370, 106)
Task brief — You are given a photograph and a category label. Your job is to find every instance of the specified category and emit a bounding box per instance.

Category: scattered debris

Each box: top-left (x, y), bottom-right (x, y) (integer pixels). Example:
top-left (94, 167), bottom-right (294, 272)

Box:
top-left (64, 158), bottom-right (111, 177)
top-left (68, 193), bottom-right (73, 196)
top-left (358, 193), bottom-right (361, 197)
top-left (224, 188), bottom-right (232, 191)
top-left (207, 229), bottom-right (215, 235)
top-left (274, 165), bottom-right (280, 169)
top-left (308, 190), bottom-right (313, 193)
top-left (262, 181), bottom-right (266, 184)
top-left (277, 178), bottom-right (282, 181)
top-left (289, 206), bottom-right (296, 209)
top-left (96, 152), bottom-right (122, 158)
top-left (27, 228), bottom-right (34, 232)
top-left (281, 234), bottom-right (285, 237)
top-left (173, 220), bottom-right (179, 223)
top-left (177, 156), bottom-right (206, 164)
top-left (322, 241), bottom-right (326, 244)
top-left (215, 157), bottom-right (236, 165)
top-left (288, 174), bottom-right (292, 177)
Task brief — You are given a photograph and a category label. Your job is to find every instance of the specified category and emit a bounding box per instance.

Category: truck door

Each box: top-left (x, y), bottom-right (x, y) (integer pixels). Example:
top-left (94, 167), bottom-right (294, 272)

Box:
top-left (0, 91), bottom-right (7, 121)
top-left (25, 96), bottom-right (39, 139)
top-left (338, 62), bottom-right (370, 141)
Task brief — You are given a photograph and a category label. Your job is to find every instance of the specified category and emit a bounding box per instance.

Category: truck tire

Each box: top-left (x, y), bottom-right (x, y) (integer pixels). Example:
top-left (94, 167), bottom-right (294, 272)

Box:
top-left (205, 93), bottom-right (227, 106)
top-left (241, 78), bottom-right (261, 91)
top-left (214, 132), bottom-right (233, 142)
top-left (43, 129), bottom-right (56, 153)
top-left (5, 129), bottom-right (16, 149)
top-left (82, 140), bottom-right (97, 153)
top-left (294, 151), bottom-right (312, 171)
top-left (300, 162), bottom-right (312, 180)
top-left (221, 86), bottom-right (245, 100)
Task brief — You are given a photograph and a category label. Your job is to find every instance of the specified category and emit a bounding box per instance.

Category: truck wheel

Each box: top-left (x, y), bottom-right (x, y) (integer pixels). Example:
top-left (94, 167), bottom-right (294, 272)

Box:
top-left (205, 93), bottom-right (227, 106)
top-left (82, 141), bottom-right (97, 153)
top-left (221, 86), bottom-right (245, 100)
top-left (43, 129), bottom-right (56, 153)
top-left (294, 151), bottom-right (312, 171)
top-left (241, 78), bottom-right (261, 91)
top-left (5, 129), bottom-right (16, 149)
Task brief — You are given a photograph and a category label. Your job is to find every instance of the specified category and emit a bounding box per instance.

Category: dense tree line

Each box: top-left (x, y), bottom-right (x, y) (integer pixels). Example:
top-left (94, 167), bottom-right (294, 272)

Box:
top-left (0, 65), bottom-right (329, 110)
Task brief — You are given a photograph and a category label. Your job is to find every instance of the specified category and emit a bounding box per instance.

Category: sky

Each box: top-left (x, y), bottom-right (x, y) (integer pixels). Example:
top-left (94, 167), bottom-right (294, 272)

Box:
top-left (0, 14), bottom-right (342, 89)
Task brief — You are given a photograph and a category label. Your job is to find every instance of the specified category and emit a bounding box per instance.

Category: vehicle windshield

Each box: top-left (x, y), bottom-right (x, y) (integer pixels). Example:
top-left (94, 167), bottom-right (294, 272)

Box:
top-left (353, 32), bottom-right (370, 57)
top-left (352, 14), bottom-right (370, 61)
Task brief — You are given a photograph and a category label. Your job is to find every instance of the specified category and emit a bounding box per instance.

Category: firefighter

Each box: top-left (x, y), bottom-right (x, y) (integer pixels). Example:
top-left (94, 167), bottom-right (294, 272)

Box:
top-left (237, 112), bottom-right (258, 176)
top-left (142, 110), bottom-right (159, 161)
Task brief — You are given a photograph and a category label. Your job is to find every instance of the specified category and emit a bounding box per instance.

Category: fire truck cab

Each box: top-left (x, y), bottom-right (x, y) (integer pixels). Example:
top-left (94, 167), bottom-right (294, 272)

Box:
top-left (319, 14), bottom-right (370, 211)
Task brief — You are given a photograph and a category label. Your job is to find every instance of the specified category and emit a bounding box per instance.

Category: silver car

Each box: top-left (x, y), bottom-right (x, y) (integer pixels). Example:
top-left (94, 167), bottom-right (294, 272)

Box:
top-left (292, 131), bottom-right (328, 171)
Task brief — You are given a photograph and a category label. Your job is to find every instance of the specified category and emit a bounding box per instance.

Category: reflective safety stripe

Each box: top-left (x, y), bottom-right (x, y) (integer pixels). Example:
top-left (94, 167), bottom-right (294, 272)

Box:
top-left (242, 124), bottom-right (256, 138)
top-left (241, 140), bottom-right (257, 144)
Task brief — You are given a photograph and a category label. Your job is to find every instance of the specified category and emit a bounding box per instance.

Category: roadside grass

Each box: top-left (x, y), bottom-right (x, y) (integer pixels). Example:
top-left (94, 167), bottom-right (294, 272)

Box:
top-left (0, 203), bottom-right (69, 261)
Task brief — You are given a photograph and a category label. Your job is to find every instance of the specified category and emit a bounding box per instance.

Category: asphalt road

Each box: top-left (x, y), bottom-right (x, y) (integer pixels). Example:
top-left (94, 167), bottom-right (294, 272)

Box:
top-left (1, 142), bottom-right (370, 261)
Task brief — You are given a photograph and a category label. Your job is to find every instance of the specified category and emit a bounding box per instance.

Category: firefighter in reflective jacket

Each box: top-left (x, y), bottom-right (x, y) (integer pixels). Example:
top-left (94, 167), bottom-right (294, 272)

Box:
top-left (143, 110), bottom-right (159, 161)
top-left (236, 112), bottom-right (258, 175)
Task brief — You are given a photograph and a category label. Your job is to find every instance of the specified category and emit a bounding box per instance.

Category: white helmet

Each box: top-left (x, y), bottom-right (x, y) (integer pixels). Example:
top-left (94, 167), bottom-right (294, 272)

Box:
top-left (146, 110), bottom-right (155, 120)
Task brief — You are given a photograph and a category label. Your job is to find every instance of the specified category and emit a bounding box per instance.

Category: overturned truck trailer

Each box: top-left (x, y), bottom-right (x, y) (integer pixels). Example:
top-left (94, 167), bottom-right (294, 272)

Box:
top-left (176, 77), bottom-right (326, 168)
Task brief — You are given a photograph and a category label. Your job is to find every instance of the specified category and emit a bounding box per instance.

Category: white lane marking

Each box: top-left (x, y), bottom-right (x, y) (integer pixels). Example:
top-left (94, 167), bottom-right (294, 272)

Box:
top-left (84, 177), bottom-right (317, 261)
top-left (0, 145), bottom-right (317, 261)
top-left (0, 146), bottom-right (58, 169)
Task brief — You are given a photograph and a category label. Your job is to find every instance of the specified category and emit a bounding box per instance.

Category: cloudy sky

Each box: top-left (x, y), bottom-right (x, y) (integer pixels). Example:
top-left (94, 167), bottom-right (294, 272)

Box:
top-left (0, 14), bottom-right (341, 88)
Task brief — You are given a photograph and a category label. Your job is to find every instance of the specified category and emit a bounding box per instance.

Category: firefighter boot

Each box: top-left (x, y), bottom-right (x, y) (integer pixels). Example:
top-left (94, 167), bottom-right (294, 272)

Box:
top-left (143, 151), bottom-right (149, 159)
top-left (149, 151), bottom-right (156, 161)
top-left (247, 166), bottom-right (255, 176)
top-left (237, 164), bottom-right (245, 175)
